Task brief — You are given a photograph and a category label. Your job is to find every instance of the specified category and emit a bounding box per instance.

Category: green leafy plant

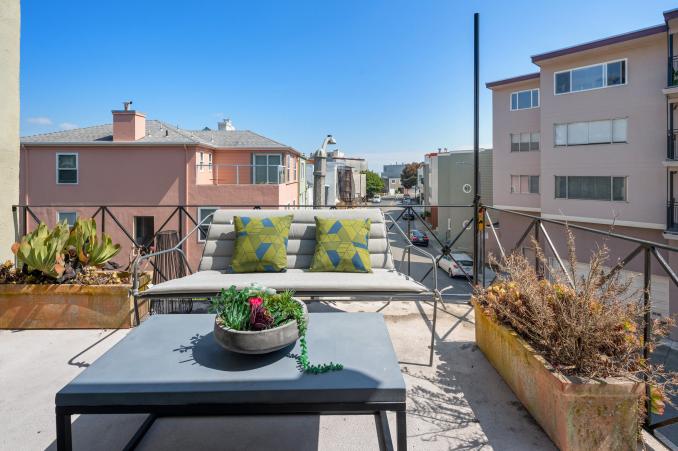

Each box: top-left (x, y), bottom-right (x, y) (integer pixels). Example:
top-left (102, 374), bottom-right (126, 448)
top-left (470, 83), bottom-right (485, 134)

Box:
top-left (10, 219), bottom-right (121, 283)
top-left (66, 218), bottom-right (121, 267)
top-left (12, 222), bottom-right (70, 279)
top-left (210, 284), bottom-right (343, 374)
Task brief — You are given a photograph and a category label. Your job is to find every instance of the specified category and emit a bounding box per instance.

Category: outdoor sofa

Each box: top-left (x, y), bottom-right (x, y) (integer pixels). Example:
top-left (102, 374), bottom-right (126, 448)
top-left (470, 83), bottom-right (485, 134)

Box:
top-left (133, 208), bottom-right (440, 364)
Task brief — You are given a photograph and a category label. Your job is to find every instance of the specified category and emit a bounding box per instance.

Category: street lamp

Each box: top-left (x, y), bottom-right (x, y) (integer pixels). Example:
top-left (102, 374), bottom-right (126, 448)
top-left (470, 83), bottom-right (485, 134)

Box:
top-left (313, 135), bottom-right (337, 208)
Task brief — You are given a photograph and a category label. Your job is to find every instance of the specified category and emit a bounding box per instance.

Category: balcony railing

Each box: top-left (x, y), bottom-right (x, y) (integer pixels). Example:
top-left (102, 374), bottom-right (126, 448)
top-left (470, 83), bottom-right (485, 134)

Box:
top-left (669, 56), bottom-right (678, 87)
top-left (668, 203), bottom-right (678, 233)
top-left (196, 164), bottom-right (286, 185)
top-left (668, 130), bottom-right (678, 160)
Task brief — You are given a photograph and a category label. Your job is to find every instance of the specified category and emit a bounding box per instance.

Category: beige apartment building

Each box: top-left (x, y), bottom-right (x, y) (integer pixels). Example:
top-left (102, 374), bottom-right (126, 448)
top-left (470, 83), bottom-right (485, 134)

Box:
top-left (487, 8), bottom-right (678, 322)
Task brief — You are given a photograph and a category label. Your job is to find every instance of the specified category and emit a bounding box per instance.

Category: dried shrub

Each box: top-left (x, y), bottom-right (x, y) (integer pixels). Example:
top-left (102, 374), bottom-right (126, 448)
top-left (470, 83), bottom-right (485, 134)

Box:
top-left (472, 229), bottom-right (677, 415)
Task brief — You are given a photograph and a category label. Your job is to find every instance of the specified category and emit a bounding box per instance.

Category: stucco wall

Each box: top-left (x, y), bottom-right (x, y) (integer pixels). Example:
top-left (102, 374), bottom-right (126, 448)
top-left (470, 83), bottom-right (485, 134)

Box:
top-left (491, 79), bottom-right (541, 211)
top-left (0, 0), bottom-right (20, 260)
top-left (538, 34), bottom-right (666, 228)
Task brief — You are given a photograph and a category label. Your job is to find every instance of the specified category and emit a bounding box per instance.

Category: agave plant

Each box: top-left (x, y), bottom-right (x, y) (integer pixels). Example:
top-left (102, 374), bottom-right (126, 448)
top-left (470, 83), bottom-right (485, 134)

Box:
top-left (12, 221), bottom-right (70, 279)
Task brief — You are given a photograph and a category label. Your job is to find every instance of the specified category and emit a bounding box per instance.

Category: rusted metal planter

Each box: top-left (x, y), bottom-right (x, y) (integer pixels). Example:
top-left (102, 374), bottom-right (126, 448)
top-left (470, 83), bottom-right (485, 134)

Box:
top-left (473, 302), bottom-right (643, 451)
top-left (0, 283), bottom-right (148, 329)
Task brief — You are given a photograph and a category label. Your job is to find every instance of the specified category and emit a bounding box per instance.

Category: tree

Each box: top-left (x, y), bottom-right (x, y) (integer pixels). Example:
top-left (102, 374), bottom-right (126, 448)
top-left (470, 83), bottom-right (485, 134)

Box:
top-left (400, 162), bottom-right (421, 190)
top-left (365, 170), bottom-right (384, 198)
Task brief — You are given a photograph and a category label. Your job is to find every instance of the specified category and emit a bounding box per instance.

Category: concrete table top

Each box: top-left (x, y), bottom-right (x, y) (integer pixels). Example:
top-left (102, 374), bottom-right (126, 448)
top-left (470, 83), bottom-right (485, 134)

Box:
top-left (56, 313), bottom-right (406, 408)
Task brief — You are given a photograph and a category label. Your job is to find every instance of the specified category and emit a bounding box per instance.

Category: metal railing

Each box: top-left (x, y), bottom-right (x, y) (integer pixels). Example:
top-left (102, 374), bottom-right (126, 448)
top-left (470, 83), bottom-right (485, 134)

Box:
top-left (667, 129), bottom-right (678, 160)
top-left (668, 203), bottom-right (678, 233)
top-left (196, 164), bottom-right (287, 185)
top-left (669, 56), bottom-right (678, 87)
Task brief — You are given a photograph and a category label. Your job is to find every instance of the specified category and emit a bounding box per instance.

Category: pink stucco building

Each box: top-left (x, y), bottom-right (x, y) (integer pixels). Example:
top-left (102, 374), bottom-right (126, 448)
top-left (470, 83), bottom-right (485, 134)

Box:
top-left (19, 105), bottom-right (302, 269)
top-left (487, 8), bottom-right (678, 324)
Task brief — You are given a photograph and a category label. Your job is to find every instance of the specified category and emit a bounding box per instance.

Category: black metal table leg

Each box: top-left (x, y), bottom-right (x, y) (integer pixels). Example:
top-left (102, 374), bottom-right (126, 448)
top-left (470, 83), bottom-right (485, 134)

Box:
top-left (396, 410), bottom-right (407, 451)
top-left (375, 411), bottom-right (394, 451)
top-left (56, 409), bottom-right (72, 451)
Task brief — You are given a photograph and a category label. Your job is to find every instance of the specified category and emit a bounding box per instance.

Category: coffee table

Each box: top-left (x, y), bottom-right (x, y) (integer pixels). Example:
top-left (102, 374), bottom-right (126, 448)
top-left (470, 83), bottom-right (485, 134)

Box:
top-left (55, 312), bottom-right (407, 450)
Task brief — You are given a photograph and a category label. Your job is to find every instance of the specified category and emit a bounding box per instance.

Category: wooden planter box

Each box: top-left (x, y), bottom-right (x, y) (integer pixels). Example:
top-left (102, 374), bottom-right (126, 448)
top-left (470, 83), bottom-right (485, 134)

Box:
top-left (473, 302), bottom-right (643, 451)
top-left (0, 284), bottom-right (148, 329)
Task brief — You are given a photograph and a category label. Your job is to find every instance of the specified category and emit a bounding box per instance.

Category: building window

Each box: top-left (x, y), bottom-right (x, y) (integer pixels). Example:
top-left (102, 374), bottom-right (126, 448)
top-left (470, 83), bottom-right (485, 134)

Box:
top-left (253, 154), bottom-right (283, 184)
top-left (56, 153), bottom-right (78, 184)
top-left (510, 89), bottom-right (539, 110)
top-left (57, 211), bottom-right (77, 227)
top-left (510, 132), bottom-right (540, 151)
top-left (554, 118), bottom-right (627, 146)
top-left (286, 155), bottom-right (291, 181)
top-left (293, 156), bottom-right (297, 181)
top-left (555, 59), bottom-right (626, 95)
top-left (555, 176), bottom-right (626, 201)
top-left (208, 152), bottom-right (212, 171)
top-left (199, 152), bottom-right (205, 172)
top-left (197, 207), bottom-right (217, 242)
top-left (134, 216), bottom-right (155, 248)
top-left (510, 175), bottom-right (539, 194)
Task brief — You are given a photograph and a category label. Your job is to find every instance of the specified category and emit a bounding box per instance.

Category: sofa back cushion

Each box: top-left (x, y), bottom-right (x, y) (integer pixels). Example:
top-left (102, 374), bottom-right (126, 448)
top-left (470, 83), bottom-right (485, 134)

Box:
top-left (199, 209), bottom-right (395, 272)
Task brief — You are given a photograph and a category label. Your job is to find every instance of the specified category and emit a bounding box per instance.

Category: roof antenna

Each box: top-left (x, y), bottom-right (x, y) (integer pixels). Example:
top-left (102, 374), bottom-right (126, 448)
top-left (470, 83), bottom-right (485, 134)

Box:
top-left (123, 100), bottom-right (133, 111)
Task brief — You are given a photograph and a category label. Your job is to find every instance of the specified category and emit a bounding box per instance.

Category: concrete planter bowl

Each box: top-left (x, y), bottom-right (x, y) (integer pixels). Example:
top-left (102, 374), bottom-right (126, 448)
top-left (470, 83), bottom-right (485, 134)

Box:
top-left (473, 301), bottom-right (644, 451)
top-left (214, 299), bottom-right (308, 354)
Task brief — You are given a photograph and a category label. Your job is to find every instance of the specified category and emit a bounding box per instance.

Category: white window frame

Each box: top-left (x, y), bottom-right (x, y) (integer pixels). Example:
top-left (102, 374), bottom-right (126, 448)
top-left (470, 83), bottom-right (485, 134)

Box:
top-left (252, 153), bottom-right (283, 184)
top-left (510, 175), bottom-right (539, 194)
top-left (197, 207), bottom-right (218, 243)
top-left (56, 211), bottom-right (77, 227)
top-left (553, 118), bottom-right (628, 147)
top-left (510, 132), bottom-right (540, 152)
top-left (208, 152), bottom-right (212, 171)
top-left (199, 152), bottom-right (205, 172)
top-left (554, 175), bottom-right (627, 201)
top-left (56, 152), bottom-right (79, 185)
top-left (554, 58), bottom-right (628, 96)
top-left (510, 88), bottom-right (539, 111)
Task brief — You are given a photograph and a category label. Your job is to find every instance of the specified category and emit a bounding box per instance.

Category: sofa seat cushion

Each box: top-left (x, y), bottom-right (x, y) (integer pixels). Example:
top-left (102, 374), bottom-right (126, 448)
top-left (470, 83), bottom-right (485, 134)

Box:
top-left (143, 268), bottom-right (429, 296)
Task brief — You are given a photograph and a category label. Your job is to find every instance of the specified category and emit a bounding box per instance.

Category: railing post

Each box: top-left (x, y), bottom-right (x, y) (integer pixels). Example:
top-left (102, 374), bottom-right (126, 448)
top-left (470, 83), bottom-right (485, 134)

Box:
top-left (643, 246), bottom-right (652, 429)
top-left (407, 206), bottom-right (412, 276)
top-left (21, 206), bottom-right (27, 237)
top-left (534, 219), bottom-right (542, 278)
top-left (100, 207), bottom-right (105, 234)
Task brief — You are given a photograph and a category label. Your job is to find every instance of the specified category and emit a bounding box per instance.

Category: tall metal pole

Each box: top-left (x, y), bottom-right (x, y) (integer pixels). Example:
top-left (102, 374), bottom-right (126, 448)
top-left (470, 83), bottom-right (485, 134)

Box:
top-left (472, 13), bottom-right (480, 286)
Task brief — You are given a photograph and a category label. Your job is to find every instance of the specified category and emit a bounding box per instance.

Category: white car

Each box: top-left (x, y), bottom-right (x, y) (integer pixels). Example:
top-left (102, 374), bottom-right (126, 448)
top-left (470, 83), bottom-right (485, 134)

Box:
top-left (438, 252), bottom-right (474, 278)
top-left (371, 195), bottom-right (381, 203)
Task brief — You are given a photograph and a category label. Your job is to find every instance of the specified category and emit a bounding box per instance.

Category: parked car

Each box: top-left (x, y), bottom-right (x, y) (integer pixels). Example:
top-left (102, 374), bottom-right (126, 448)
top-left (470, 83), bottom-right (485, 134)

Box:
top-left (371, 195), bottom-right (381, 203)
top-left (409, 229), bottom-right (429, 246)
top-left (438, 252), bottom-right (474, 277)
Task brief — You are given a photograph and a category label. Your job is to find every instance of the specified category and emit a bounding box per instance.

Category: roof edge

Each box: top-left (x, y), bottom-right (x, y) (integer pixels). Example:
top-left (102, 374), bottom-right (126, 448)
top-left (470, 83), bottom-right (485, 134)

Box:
top-left (486, 72), bottom-right (540, 89)
top-left (531, 24), bottom-right (667, 64)
top-left (664, 8), bottom-right (678, 21)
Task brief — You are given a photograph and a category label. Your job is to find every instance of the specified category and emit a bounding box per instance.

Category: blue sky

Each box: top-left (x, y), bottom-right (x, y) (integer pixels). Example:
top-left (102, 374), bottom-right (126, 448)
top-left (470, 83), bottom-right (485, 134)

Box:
top-left (20, 0), bottom-right (677, 171)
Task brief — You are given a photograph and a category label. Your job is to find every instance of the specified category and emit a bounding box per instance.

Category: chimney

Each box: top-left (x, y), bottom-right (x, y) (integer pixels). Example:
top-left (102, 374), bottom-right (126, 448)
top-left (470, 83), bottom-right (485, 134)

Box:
top-left (217, 118), bottom-right (235, 131)
top-left (112, 101), bottom-right (146, 141)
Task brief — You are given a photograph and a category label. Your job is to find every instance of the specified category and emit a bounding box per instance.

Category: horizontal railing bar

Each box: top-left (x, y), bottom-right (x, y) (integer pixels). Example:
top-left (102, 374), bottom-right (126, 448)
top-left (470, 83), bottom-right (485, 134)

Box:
top-left (12, 204), bottom-right (475, 208)
top-left (488, 206), bottom-right (678, 254)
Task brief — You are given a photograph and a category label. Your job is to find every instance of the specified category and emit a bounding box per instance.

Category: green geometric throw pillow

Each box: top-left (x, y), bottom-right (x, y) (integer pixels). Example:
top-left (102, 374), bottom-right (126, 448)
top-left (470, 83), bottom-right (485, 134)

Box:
top-left (230, 215), bottom-right (293, 273)
top-left (310, 217), bottom-right (372, 273)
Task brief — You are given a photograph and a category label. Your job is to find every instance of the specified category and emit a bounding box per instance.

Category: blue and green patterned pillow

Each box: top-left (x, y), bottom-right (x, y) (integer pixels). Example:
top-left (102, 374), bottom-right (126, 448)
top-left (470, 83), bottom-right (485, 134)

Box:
top-left (230, 215), bottom-right (293, 273)
top-left (310, 217), bottom-right (371, 273)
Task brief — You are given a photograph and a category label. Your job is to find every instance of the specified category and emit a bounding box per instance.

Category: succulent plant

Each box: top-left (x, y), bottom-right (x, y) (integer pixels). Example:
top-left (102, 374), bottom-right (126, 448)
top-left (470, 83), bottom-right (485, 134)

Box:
top-left (10, 218), bottom-right (121, 283)
top-left (12, 222), bottom-right (70, 279)
top-left (66, 218), bottom-right (121, 267)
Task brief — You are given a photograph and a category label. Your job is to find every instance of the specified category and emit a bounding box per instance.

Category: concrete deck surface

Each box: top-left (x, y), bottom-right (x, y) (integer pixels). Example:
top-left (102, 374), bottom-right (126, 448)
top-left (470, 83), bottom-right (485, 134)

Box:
top-left (0, 299), bottom-right (669, 451)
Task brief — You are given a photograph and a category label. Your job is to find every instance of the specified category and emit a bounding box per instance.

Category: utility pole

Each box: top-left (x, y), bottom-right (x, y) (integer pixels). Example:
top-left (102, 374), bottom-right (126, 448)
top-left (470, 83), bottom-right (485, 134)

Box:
top-left (472, 13), bottom-right (480, 287)
top-left (313, 135), bottom-right (336, 208)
